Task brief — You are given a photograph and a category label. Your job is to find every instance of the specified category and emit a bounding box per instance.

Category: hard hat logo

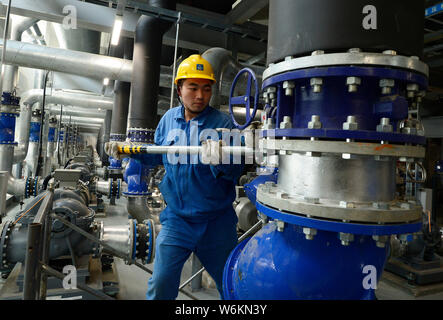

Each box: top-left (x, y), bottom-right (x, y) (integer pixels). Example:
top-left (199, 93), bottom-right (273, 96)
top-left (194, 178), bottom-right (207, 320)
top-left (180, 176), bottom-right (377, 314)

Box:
top-left (174, 54), bottom-right (216, 84)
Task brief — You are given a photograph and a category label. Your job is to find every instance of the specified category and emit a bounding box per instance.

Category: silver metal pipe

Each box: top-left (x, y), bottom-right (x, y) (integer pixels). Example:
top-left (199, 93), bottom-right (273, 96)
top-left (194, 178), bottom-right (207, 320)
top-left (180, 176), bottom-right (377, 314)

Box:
top-left (202, 47), bottom-right (242, 108)
top-left (13, 103), bottom-right (32, 163)
top-left (0, 143), bottom-right (27, 197)
top-left (0, 0), bottom-right (13, 94)
top-left (0, 39), bottom-right (132, 82)
top-left (0, 171), bottom-right (8, 216)
top-left (24, 142), bottom-right (39, 178)
top-left (3, 18), bottom-right (38, 92)
top-left (57, 115), bottom-right (104, 125)
top-left (95, 179), bottom-right (111, 196)
top-left (7, 174), bottom-right (27, 197)
top-left (127, 197), bottom-right (152, 223)
top-left (0, 144), bottom-right (14, 173)
top-left (21, 89), bottom-right (114, 111)
top-left (49, 105), bottom-right (106, 119)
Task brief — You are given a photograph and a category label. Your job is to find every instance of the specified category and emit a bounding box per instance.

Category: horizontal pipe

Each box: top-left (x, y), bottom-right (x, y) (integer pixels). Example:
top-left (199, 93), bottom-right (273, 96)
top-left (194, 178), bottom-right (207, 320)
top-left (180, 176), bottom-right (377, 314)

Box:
top-left (7, 173), bottom-right (27, 197)
top-left (3, 17), bottom-right (38, 93)
top-left (49, 105), bottom-right (106, 119)
top-left (0, 39), bottom-right (132, 82)
top-left (117, 143), bottom-right (253, 156)
top-left (95, 180), bottom-right (111, 196)
top-left (57, 115), bottom-right (104, 125)
top-left (21, 89), bottom-right (114, 110)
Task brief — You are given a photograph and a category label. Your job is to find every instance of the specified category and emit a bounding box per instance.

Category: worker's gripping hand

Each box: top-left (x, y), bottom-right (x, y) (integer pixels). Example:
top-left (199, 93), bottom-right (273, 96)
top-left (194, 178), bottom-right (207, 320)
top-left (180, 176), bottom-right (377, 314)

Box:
top-left (104, 141), bottom-right (125, 160)
top-left (201, 139), bottom-right (226, 165)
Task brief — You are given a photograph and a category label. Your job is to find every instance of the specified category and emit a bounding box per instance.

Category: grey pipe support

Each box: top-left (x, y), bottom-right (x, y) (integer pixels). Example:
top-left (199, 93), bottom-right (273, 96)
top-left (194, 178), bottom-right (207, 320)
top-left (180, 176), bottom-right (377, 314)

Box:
top-left (0, 39), bottom-right (132, 82)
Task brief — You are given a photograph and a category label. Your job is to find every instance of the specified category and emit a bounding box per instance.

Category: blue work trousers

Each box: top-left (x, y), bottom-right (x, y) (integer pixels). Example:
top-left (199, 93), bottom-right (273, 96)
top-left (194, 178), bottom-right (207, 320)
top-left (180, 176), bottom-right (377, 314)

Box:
top-left (146, 207), bottom-right (238, 300)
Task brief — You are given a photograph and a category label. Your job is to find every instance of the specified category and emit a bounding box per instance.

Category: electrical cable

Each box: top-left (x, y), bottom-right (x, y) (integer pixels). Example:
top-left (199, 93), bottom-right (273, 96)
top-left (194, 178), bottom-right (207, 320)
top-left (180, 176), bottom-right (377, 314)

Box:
top-left (34, 70), bottom-right (50, 177)
top-left (12, 193), bottom-right (48, 226)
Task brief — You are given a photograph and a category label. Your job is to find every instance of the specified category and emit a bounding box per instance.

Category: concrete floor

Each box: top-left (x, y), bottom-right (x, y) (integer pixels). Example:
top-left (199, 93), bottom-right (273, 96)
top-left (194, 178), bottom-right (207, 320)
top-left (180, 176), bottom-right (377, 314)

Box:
top-left (1, 195), bottom-right (443, 300)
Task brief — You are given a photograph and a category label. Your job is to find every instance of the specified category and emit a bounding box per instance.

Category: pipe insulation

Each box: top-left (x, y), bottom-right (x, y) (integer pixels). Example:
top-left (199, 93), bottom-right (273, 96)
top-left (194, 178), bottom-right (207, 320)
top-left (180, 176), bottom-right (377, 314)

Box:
top-left (0, 39), bottom-right (132, 82)
top-left (21, 89), bottom-right (114, 110)
top-left (128, 0), bottom-right (176, 131)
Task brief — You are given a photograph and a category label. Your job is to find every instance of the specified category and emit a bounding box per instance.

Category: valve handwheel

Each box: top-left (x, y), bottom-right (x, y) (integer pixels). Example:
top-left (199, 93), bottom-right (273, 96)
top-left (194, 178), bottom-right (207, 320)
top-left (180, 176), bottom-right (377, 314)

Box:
top-left (229, 68), bottom-right (259, 130)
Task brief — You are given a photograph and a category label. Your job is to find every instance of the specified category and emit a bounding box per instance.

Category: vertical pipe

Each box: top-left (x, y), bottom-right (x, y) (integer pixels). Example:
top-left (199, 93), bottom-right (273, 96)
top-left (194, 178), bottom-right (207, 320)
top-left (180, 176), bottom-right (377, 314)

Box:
top-left (110, 37), bottom-right (132, 138)
top-left (169, 12), bottom-right (181, 109)
top-left (0, 171), bottom-right (8, 218)
top-left (0, 0), bottom-right (13, 94)
top-left (127, 0), bottom-right (176, 132)
top-left (23, 223), bottom-right (42, 300)
top-left (99, 110), bottom-right (112, 163)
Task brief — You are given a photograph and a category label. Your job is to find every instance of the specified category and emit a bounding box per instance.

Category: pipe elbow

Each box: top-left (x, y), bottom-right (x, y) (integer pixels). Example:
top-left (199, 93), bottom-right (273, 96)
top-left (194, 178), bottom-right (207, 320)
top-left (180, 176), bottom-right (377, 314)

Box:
top-left (7, 175), bottom-right (27, 197)
top-left (7, 175), bottom-right (40, 198)
top-left (126, 197), bottom-right (152, 223)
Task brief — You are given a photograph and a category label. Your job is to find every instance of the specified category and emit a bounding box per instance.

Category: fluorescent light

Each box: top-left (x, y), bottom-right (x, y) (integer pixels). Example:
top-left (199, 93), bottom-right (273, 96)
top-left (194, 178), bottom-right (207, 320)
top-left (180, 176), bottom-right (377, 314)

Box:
top-left (111, 15), bottom-right (123, 46)
top-left (103, 78), bottom-right (109, 86)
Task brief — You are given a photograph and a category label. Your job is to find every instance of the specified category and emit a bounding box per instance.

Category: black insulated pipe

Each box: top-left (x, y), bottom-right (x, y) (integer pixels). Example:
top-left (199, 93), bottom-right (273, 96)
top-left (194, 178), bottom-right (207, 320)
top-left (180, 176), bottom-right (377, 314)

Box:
top-left (110, 37), bottom-right (133, 137)
top-left (267, 0), bottom-right (424, 64)
top-left (128, 0), bottom-right (176, 131)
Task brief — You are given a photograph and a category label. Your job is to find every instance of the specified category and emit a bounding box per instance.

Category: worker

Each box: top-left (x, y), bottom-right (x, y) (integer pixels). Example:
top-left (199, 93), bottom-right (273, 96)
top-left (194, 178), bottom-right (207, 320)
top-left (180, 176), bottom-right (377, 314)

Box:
top-left (106, 54), bottom-right (243, 299)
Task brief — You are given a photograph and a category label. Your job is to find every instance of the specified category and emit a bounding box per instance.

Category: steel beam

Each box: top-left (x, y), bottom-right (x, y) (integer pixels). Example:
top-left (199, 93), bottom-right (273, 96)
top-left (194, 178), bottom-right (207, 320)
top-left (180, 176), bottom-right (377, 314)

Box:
top-left (227, 0), bottom-right (268, 24)
top-left (1, 0), bottom-right (267, 57)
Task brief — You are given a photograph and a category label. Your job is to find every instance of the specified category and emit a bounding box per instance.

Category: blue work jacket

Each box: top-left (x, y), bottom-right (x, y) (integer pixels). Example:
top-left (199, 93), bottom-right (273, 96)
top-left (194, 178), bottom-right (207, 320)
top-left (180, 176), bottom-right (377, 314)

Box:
top-left (151, 105), bottom-right (243, 222)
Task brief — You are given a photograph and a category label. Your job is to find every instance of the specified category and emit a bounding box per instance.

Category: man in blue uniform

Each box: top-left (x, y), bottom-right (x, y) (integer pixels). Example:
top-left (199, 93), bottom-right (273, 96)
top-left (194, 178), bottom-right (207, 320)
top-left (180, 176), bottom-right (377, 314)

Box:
top-left (145, 54), bottom-right (243, 299)
top-left (106, 54), bottom-right (241, 299)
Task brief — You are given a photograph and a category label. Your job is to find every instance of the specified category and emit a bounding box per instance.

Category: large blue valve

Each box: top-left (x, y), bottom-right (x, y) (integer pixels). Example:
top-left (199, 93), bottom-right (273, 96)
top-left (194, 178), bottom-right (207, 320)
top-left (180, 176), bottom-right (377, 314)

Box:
top-left (229, 68), bottom-right (259, 130)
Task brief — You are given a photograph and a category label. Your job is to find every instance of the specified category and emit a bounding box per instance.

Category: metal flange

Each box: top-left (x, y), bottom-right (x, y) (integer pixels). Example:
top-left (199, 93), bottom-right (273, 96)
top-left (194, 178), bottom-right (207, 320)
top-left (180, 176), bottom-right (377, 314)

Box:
top-left (256, 183), bottom-right (421, 224)
top-left (263, 51), bottom-right (429, 80)
top-left (261, 139), bottom-right (425, 159)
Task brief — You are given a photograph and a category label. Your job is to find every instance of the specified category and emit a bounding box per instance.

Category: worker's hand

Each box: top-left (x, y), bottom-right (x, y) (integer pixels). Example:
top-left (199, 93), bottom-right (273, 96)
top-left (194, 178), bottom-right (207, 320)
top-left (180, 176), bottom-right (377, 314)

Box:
top-left (104, 141), bottom-right (124, 160)
top-left (201, 139), bottom-right (226, 165)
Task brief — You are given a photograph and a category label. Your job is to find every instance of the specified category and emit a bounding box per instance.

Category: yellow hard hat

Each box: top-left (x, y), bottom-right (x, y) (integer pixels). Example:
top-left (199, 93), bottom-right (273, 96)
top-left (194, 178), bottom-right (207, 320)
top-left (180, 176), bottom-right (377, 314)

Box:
top-left (174, 54), bottom-right (216, 85)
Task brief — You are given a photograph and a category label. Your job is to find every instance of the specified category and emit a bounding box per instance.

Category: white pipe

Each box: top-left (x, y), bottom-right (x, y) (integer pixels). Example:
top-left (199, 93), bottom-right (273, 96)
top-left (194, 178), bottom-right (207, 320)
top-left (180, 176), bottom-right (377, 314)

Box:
top-left (0, 39), bottom-right (132, 82)
top-left (21, 89), bottom-right (114, 110)
top-left (49, 105), bottom-right (106, 118)
top-left (3, 18), bottom-right (38, 92)
top-left (13, 103), bottom-right (32, 163)
top-left (58, 115), bottom-right (104, 125)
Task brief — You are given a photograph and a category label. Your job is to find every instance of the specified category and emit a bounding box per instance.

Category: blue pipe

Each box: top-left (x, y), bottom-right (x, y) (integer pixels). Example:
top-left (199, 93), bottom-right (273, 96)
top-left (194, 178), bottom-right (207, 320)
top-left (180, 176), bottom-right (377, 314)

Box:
top-left (223, 222), bottom-right (388, 300)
